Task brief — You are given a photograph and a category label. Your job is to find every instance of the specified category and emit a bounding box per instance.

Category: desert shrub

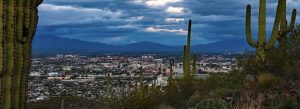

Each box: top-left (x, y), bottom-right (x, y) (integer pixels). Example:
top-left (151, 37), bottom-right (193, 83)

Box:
top-left (157, 104), bottom-right (175, 109)
top-left (194, 98), bottom-right (228, 109)
top-left (257, 73), bottom-right (280, 89)
top-left (187, 91), bottom-right (205, 107)
top-left (27, 97), bottom-right (105, 109)
top-left (279, 99), bottom-right (296, 109)
top-left (262, 95), bottom-right (298, 109)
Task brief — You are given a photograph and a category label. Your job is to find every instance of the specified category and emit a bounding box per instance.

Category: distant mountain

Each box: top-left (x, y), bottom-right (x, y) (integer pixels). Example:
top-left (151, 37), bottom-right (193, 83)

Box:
top-left (193, 39), bottom-right (250, 52)
top-left (32, 35), bottom-right (250, 54)
top-left (123, 41), bottom-right (179, 52)
top-left (32, 35), bottom-right (115, 54)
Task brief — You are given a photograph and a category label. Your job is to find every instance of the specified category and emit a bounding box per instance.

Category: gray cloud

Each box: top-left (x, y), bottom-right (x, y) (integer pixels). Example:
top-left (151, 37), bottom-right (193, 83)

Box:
top-left (36, 0), bottom-right (300, 45)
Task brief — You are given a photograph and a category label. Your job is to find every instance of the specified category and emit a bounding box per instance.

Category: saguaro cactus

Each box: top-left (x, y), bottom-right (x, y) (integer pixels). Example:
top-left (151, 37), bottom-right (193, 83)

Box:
top-left (138, 67), bottom-right (145, 100)
top-left (277, 0), bottom-right (297, 50)
top-left (0, 0), bottom-right (43, 109)
top-left (192, 53), bottom-right (197, 78)
top-left (183, 19), bottom-right (196, 80)
top-left (186, 19), bottom-right (192, 77)
top-left (104, 73), bottom-right (112, 106)
top-left (167, 58), bottom-right (174, 91)
top-left (182, 19), bottom-right (197, 99)
top-left (246, 0), bottom-right (283, 63)
top-left (60, 98), bottom-right (65, 109)
top-left (168, 58), bottom-right (174, 83)
top-left (183, 20), bottom-right (192, 79)
top-left (183, 45), bottom-right (188, 79)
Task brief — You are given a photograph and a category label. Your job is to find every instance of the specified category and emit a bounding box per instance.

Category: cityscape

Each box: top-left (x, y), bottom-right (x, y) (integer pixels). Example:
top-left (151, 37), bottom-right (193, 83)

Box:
top-left (28, 53), bottom-right (239, 102)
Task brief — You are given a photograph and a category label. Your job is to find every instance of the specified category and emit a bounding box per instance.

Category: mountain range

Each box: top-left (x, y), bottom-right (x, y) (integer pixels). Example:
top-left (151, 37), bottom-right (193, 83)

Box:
top-left (32, 35), bottom-right (250, 54)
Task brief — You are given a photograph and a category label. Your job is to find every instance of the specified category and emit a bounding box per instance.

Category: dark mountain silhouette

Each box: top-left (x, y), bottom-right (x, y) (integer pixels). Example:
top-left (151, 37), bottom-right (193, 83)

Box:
top-left (122, 41), bottom-right (178, 52)
top-left (32, 35), bottom-right (249, 54)
top-left (192, 39), bottom-right (250, 52)
top-left (32, 35), bottom-right (115, 54)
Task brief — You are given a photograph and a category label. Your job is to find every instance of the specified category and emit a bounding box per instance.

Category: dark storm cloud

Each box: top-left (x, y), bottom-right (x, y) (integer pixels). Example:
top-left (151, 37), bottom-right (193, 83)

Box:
top-left (36, 0), bottom-right (300, 45)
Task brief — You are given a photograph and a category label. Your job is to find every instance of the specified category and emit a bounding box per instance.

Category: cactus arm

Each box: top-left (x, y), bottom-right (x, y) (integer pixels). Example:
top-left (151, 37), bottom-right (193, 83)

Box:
top-left (20, 0), bottom-right (32, 107)
top-left (2, 0), bottom-right (16, 108)
top-left (105, 73), bottom-right (112, 105)
top-left (278, 34), bottom-right (287, 49)
top-left (279, 0), bottom-right (287, 35)
top-left (20, 1), bottom-right (42, 109)
top-left (183, 45), bottom-right (187, 79)
top-left (139, 69), bottom-right (144, 99)
top-left (277, 0), bottom-right (287, 50)
top-left (168, 59), bottom-right (173, 81)
top-left (0, 0), bottom-right (4, 76)
top-left (246, 5), bottom-right (257, 48)
top-left (265, 0), bottom-right (283, 50)
top-left (0, 0), bottom-right (5, 108)
top-left (61, 98), bottom-right (65, 109)
top-left (277, 0), bottom-right (296, 50)
top-left (13, 0), bottom-right (25, 108)
top-left (258, 0), bottom-right (267, 46)
top-left (186, 19), bottom-right (192, 77)
top-left (287, 9), bottom-right (297, 32)
top-left (168, 59), bottom-right (173, 89)
top-left (37, 0), bottom-right (43, 6)
top-left (192, 53), bottom-right (197, 78)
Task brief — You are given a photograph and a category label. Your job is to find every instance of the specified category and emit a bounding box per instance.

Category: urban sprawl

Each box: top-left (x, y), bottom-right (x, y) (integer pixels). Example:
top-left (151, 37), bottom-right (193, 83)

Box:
top-left (28, 54), bottom-right (239, 102)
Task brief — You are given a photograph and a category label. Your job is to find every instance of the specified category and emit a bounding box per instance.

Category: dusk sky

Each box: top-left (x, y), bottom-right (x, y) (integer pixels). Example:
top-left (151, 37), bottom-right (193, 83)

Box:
top-left (36, 0), bottom-right (300, 46)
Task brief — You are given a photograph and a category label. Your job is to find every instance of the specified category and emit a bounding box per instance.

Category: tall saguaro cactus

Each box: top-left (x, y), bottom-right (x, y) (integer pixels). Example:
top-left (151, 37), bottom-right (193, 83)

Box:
top-left (183, 19), bottom-right (196, 80)
top-left (277, 0), bottom-right (297, 50)
top-left (183, 20), bottom-right (191, 80)
top-left (182, 19), bottom-right (197, 99)
top-left (186, 20), bottom-right (192, 77)
top-left (60, 98), bottom-right (65, 109)
top-left (246, 0), bottom-right (283, 63)
top-left (104, 72), bottom-right (112, 106)
top-left (0, 0), bottom-right (43, 109)
top-left (168, 58), bottom-right (174, 87)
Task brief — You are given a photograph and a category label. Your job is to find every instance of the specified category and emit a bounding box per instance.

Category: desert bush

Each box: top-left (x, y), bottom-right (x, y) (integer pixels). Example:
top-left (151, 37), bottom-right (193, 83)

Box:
top-left (262, 95), bottom-right (298, 109)
top-left (194, 98), bottom-right (228, 109)
top-left (157, 104), bottom-right (175, 109)
top-left (257, 73), bottom-right (281, 89)
top-left (27, 97), bottom-right (105, 109)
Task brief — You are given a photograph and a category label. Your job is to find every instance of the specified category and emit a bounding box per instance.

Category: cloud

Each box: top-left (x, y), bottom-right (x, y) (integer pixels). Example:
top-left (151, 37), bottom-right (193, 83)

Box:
top-left (125, 16), bottom-right (144, 22)
top-left (165, 7), bottom-right (185, 14)
top-left (38, 4), bottom-right (123, 26)
top-left (146, 0), bottom-right (182, 7)
top-left (145, 27), bottom-right (186, 34)
top-left (133, 0), bottom-right (183, 7)
top-left (195, 15), bottom-right (242, 22)
top-left (165, 18), bottom-right (185, 22)
top-left (107, 24), bottom-right (141, 29)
